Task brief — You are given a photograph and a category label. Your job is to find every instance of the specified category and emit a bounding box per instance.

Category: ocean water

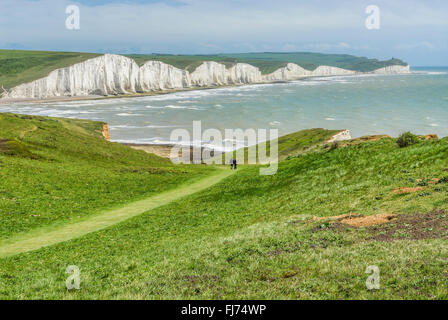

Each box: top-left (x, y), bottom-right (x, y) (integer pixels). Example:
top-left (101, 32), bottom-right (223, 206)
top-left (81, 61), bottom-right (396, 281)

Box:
top-left (1, 67), bottom-right (447, 150)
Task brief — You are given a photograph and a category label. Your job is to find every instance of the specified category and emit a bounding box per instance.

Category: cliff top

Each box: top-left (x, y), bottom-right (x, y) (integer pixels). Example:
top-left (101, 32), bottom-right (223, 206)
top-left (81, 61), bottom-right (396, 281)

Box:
top-left (125, 51), bottom-right (408, 74)
top-left (0, 50), bottom-right (101, 90)
top-left (0, 49), bottom-right (408, 90)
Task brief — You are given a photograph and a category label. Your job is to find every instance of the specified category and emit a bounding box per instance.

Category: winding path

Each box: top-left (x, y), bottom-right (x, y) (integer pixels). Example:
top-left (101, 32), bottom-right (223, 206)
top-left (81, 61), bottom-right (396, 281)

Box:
top-left (0, 167), bottom-right (234, 258)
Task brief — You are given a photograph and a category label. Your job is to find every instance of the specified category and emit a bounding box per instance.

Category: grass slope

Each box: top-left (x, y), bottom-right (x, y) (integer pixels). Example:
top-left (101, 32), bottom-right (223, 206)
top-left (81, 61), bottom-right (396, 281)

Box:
top-left (219, 128), bottom-right (340, 165)
top-left (0, 167), bottom-right (233, 258)
top-left (0, 50), bottom-right (100, 89)
top-left (0, 115), bottom-right (447, 299)
top-left (0, 113), bottom-right (212, 240)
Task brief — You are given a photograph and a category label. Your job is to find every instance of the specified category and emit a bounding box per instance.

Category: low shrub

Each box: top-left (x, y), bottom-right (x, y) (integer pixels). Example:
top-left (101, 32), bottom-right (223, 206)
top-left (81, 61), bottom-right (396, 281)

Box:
top-left (397, 132), bottom-right (419, 148)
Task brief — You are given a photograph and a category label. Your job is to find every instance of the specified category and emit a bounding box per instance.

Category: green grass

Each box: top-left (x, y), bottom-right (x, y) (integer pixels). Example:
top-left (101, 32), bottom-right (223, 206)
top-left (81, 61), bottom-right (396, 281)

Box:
top-left (0, 50), bottom-right (100, 89)
top-left (0, 167), bottom-right (233, 258)
top-left (274, 128), bottom-right (342, 160)
top-left (219, 128), bottom-right (340, 164)
top-left (125, 52), bottom-right (407, 74)
top-left (221, 52), bottom-right (408, 73)
top-left (0, 114), bottom-right (447, 299)
top-left (0, 113), bottom-right (212, 240)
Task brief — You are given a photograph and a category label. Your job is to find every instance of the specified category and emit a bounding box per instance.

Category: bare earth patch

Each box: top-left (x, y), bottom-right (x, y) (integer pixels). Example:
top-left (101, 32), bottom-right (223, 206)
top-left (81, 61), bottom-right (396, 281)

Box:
top-left (429, 178), bottom-right (440, 185)
top-left (337, 135), bottom-right (392, 147)
top-left (313, 210), bottom-right (448, 242)
top-left (312, 213), bottom-right (361, 222)
top-left (312, 213), bottom-right (396, 227)
top-left (367, 209), bottom-right (448, 241)
top-left (392, 187), bottom-right (425, 194)
top-left (418, 134), bottom-right (438, 140)
top-left (340, 213), bottom-right (397, 227)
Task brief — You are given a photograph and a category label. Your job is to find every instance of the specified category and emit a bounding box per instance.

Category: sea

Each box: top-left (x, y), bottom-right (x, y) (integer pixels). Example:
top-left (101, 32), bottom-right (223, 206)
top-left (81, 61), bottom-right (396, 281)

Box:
top-left (1, 67), bottom-right (447, 151)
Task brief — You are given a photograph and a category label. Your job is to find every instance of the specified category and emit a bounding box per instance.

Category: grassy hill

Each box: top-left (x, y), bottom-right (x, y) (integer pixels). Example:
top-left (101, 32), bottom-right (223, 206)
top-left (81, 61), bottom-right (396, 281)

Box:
top-left (227, 128), bottom-right (343, 163)
top-left (0, 50), bottom-right (100, 90)
top-left (0, 114), bottom-right (447, 299)
top-left (0, 49), bottom-right (408, 90)
top-left (0, 113), bottom-right (212, 240)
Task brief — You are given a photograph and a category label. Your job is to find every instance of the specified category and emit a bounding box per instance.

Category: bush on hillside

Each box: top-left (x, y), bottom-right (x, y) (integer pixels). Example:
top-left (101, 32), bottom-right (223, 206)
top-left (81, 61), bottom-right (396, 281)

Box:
top-left (397, 132), bottom-right (419, 148)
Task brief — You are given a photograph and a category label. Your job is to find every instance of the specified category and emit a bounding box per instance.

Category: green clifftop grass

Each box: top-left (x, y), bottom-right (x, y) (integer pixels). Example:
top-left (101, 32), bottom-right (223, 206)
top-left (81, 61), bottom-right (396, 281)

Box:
top-left (125, 52), bottom-right (407, 74)
top-left (220, 52), bottom-right (408, 73)
top-left (0, 114), bottom-right (447, 299)
top-left (0, 50), bottom-right (100, 89)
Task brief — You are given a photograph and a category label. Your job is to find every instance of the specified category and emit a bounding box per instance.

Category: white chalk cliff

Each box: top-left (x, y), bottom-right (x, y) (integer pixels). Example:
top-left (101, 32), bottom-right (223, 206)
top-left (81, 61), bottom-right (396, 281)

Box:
top-left (372, 65), bottom-right (410, 74)
top-left (327, 130), bottom-right (352, 143)
top-left (1, 54), bottom-right (410, 100)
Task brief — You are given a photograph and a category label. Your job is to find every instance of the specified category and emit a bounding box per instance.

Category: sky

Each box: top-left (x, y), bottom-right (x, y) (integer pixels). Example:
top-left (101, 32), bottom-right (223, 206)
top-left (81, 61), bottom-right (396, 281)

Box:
top-left (0, 0), bottom-right (447, 66)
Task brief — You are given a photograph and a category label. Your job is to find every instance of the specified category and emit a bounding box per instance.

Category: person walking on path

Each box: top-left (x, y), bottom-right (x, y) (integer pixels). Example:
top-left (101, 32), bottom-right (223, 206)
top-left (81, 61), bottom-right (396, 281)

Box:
top-left (230, 157), bottom-right (234, 170)
top-left (233, 158), bottom-right (237, 170)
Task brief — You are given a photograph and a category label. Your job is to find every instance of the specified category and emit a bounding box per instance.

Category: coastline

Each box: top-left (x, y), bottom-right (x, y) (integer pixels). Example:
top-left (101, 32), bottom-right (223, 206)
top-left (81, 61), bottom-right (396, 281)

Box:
top-left (124, 143), bottom-right (223, 160)
top-left (122, 129), bottom-right (352, 159)
top-left (124, 143), bottom-right (175, 158)
top-left (0, 71), bottom-right (403, 105)
top-left (0, 78), bottom-right (302, 105)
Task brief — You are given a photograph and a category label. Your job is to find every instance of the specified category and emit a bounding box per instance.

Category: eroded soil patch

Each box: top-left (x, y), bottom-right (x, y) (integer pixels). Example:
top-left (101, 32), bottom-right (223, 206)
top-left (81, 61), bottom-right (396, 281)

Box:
top-left (392, 187), bottom-right (424, 194)
top-left (366, 209), bottom-right (448, 241)
top-left (312, 210), bottom-right (448, 242)
top-left (312, 213), bottom-right (396, 227)
top-left (340, 213), bottom-right (397, 227)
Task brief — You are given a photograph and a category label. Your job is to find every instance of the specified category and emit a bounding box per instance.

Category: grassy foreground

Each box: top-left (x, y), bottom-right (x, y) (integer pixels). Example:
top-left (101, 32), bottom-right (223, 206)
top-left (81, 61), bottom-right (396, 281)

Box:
top-left (0, 113), bottom-right (212, 240)
top-left (0, 114), bottom-right (447, 299)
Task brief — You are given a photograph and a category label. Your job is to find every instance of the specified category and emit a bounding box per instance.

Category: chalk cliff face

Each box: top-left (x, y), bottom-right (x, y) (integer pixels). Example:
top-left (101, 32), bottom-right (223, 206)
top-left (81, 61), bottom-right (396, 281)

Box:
top-left (227, 63), bottom-right (262, 84)
top-left (311, 66), bottom-right (357, 77)
top-left (327, 130), bottom-right (352, 143)
top-left (189, 62), bottom-right (262, 86)
top-left (6, 54), bottom-right (141, 99)
top-left (190, 61), bottom-right (228, 87)
top-left (262, 63), bottom-right (310, 81)
top-left (261, 64), bottom-right (357, 81)
top-left (1, 54), bottom-right (411, 100)
top-left (372, 65), bottom-right (410, 74)
top-left (137, 60), bottom-right (190, 91)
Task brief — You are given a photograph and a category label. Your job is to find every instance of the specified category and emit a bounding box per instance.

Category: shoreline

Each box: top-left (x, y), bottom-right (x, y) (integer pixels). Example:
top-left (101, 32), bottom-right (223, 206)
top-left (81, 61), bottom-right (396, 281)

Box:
top-left (122, 132), bottom-right (440, 159)
top-left (0, 71), bottom-right (403, 105)
top-left (0, 80), bottom-right (292, 105)
top-left (124, 143), bottom-right (223, 160)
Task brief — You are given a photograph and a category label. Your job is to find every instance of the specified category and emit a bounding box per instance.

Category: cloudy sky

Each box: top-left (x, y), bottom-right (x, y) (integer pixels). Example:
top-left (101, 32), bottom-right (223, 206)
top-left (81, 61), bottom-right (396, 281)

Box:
top-left (0, 0), bottom-right (447, 66)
